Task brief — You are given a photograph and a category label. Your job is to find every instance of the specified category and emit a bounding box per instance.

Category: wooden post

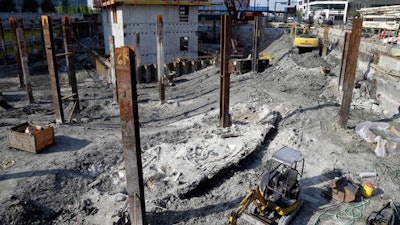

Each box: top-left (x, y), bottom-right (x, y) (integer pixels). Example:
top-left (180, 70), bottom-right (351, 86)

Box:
top-left (338, 32), bottom-right (351, 91)
top-left (0, 20), bottom-right (8, 64)
top-left (252, 16), bottom-right (259, 74)
top-left (62, 16), bottom-right (80, 123)
top-left (156, 15), bottom-right (165, 104)
top-left (16, 28), bottom-right (34, 104)
top-left (9, 18), bottom-right (24, 87)
top-left (115, 46), bottom-right (146, 225)
top-left (109, 35), bottom-right (118, 102)
top-left (322, 26), bottom-right (330, 56)
top-left (42, 16), bottom-right (64, 124)
top-left (338, 18), bottom-right (363, 129)
top-left (219, 15), bottom-right (232, 128)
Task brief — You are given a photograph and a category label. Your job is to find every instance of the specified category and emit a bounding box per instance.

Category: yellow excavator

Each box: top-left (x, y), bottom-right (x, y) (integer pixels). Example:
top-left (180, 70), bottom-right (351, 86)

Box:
top-left (228, 146), bottom-right (304, 225)
top-left (293, 24), bottom-right (320, 54)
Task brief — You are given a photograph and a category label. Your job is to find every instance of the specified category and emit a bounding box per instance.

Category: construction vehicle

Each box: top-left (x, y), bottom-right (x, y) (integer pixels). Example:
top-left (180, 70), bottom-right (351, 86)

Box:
top-left (231, 38), bottom-right (271, 74)
top-left (228, 146), bottom-right (304, 225)
top-left (232, 50), bottom-right (271, 74)
top-left (293, 24), bottom-right (320, 54)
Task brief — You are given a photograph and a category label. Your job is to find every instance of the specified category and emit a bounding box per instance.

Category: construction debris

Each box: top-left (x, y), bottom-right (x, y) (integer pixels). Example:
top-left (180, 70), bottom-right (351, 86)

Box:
top-left (7, 122), bottom-right (54, 153)
top-left (326, 177), bottom-right (359, 203)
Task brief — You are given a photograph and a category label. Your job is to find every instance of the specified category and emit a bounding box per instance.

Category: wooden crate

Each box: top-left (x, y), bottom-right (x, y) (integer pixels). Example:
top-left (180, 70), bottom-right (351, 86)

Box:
top-left (7, 122), bottom-right (54, 153)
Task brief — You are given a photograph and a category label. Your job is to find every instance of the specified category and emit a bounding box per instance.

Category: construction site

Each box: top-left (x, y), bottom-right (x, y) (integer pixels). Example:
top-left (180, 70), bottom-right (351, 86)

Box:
top-left (1, 1), bottom-right (400, 225)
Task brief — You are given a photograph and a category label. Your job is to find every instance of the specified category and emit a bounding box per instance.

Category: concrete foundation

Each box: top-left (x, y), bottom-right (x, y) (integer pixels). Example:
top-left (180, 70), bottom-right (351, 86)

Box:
top-left (316, 27), bottom-right (400, 116)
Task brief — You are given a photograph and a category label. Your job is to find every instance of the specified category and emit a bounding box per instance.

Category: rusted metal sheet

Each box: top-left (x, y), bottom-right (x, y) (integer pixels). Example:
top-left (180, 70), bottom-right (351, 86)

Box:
top-left (156, 15), bottom-right (165, 103)
top-left (136, 32), bottom-right (141, 83)
top-left (62, 16), bottom-right (81, 123)
top-left (109, 35), bottom-right (118, 102)
top-left (16, 28), bottom-right (34, 104)
top-left (0, 20), bottom-right (8, 64)
top-left (252, 16), bottom-right (259, 74)
top-left (338, 32), bottom-right (351, 91)
top-left (115, 46), bottom-right (146, 225)
top-left (9, 17), bottom-right (24, 87)
top-left (339, 18), bottom-right (363, 129)
top-left (322, 27), bottom-right (330, 57)
top-left (219, 15), bottom-right (232, 128)
top-left (42, 15), bottom-right (64, 124)
top-left (8, 122), bottom-right (54, 153)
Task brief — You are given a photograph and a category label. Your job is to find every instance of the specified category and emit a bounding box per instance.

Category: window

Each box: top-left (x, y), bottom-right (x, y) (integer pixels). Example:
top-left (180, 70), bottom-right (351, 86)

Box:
top-left (180, 37), bottom-right (189, 51)
top-left (179, 6), bottom-right (189, 22)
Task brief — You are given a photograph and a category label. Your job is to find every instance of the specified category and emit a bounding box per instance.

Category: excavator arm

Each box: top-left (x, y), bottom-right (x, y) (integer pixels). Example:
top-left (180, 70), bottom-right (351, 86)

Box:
top-left (228, 189), bottom-right (269, 225)
top-left (223, 0), bottom-right (251, 21)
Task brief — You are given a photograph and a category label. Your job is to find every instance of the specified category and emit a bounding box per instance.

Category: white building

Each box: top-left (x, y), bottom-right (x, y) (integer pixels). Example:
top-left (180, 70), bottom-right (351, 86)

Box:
top-left (96, 0), bottom-right (209, 65)
top-left (296, 0), bottom-right (349, 24)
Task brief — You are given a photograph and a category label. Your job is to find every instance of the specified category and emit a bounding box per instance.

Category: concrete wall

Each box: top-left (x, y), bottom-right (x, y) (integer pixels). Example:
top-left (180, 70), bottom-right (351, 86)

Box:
top-left (102, 5), bottom-right (199, 65)
top-left (378, 55), bottom-right (400, 73)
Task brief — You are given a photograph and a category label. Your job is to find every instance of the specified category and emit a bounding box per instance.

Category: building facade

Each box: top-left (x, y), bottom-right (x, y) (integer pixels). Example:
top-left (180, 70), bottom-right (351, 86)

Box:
top-left (97, 0), bottom-right (208, 65)
top-left (296, 0), bottom-right (349, 24)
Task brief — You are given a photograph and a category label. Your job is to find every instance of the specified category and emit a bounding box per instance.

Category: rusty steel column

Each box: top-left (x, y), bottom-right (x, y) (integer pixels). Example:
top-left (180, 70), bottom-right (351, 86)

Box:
top-left (322, 26), bottom-right (330, 57)
top-left (9, 18), bottom-right (24, 87)
top-left (156, 15), bottom-right (165, 104)
top-left (219, 15), bottom-right (232, 128)
top-left (109, 35), bottom-right (118, 102)
top-left (338, 18), bottom-right (363, 129)
top-left (42, 16), bottom-right (64, 124)
top-left (16, 28), bottom-right (34, 104)
top-left (62, 16), bottom-right (81, 123)
top-left (0, 20), bottom-right (8, 64)
top-left (136, 32), bottom-right (141, 84)
top-left (252, 16), bottom-right (259, 74)
top-left (338, 32), bottom-right (351, 91)
top-left (115, 46), bottom-right (146, 225)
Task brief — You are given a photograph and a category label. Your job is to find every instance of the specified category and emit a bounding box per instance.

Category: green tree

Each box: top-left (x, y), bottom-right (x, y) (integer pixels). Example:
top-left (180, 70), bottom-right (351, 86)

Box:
top-left (0, 0), bottom-right (16, 12)
top-left (76, 5), bottom-right (81, 13)
top-left (41, 0), bottom-right (55, 13)
top-left (81, 5), bottom-right (90, 14)
top-left (57, 2), bottom-right (63, 13)
top-left (61, 0), bottom-right (68, 12)
top-left (67, 4), bottom-right (75, 13)
top-left (22, 0), bottom-right (39, 12)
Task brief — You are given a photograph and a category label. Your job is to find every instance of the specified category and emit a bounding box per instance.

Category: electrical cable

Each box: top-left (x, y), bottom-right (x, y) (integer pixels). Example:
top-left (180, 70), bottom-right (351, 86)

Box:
top-left (313, 198), bottom-right (370, 225)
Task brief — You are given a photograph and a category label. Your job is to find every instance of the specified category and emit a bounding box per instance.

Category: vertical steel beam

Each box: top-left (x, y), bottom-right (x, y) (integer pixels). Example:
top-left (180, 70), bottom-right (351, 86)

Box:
top-left (16, 28), bottom-right (34, 104)
top-left (62, 16), bottom-right (80, 123)
top-left (9, 18), bottom-right (24, 87)
top-left (0, 20), bottom-right (8, 64)
top-left (252, 16), bottom-right (259, 74)
top-left (322, 26), bottom-right (330, 57)
top-left (115, 46), bottom-right (146, 225)
top-left (136, 32), bottom-right (141, 84)
top-left (156, 15), bottom-right (165, 104)
top-left (338, 18), bottom-right (363, 129)
top-left (109, 35), bottom-right (118, 102)
top-left (338, 32), bottom-right (351, 91)
top-left (219, 15), bottom-right (232, 128)
top-left (42, 16), bottom-right (64, 124)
